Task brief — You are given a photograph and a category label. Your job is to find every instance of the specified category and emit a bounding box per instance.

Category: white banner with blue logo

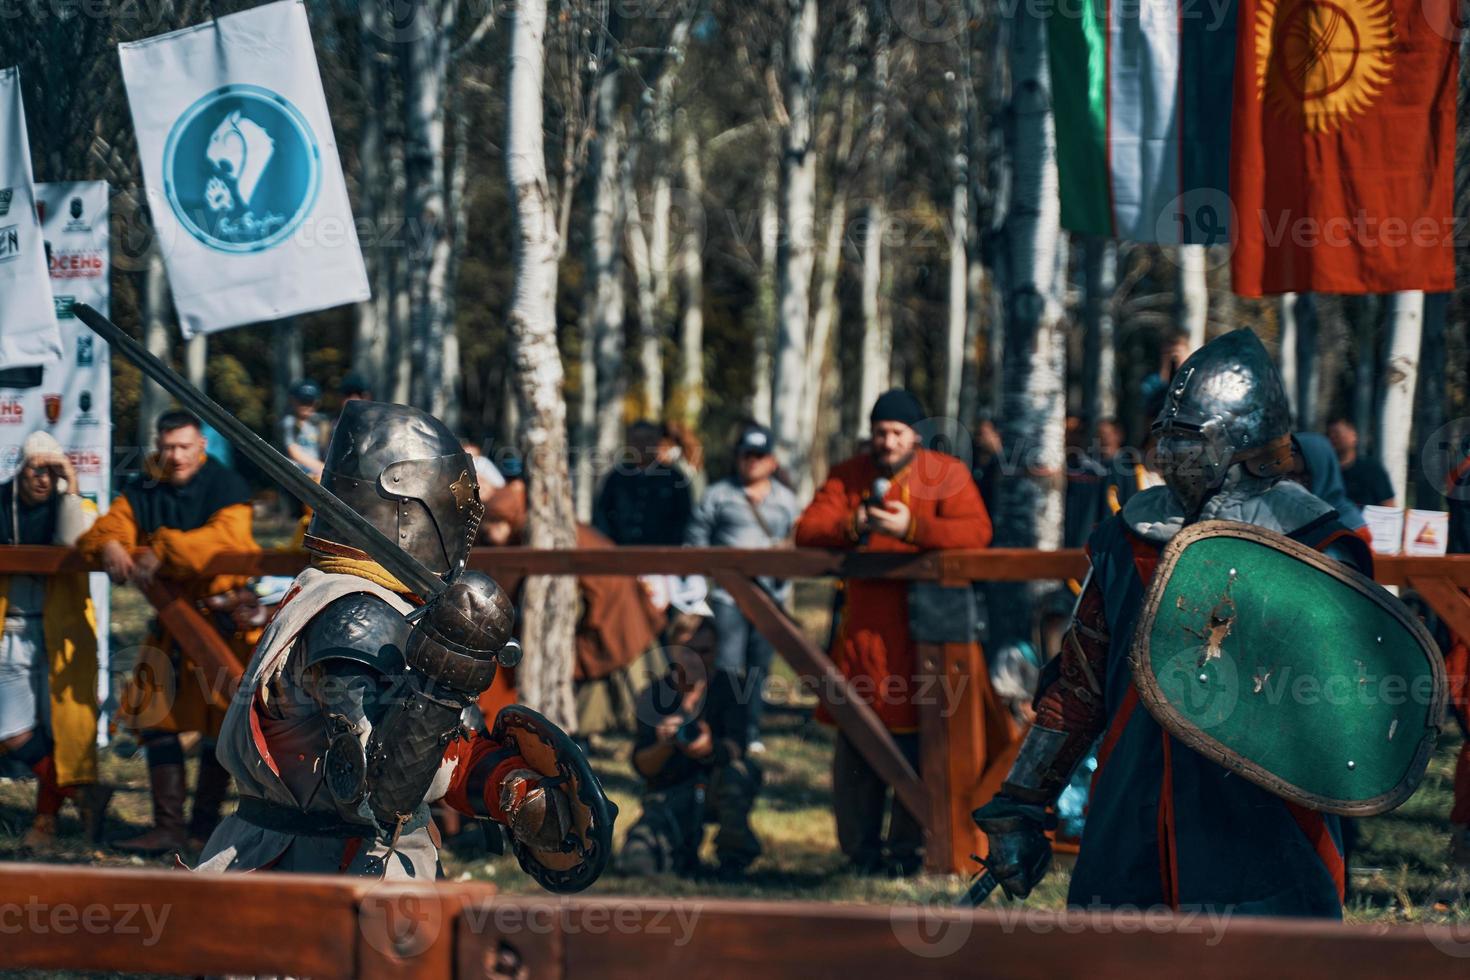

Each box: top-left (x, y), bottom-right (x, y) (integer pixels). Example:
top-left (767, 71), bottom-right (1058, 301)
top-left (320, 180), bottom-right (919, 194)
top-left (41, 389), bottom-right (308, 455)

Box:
top-left (0, 67), bottom-right (62, 367)
top-left (119, 1), bottom-right (369, 337)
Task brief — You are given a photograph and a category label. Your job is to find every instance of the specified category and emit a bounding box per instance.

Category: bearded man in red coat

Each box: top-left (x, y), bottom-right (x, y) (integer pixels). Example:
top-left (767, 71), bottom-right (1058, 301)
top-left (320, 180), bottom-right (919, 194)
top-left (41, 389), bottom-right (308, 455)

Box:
top-left (795, 389), bottom-right (994, 874)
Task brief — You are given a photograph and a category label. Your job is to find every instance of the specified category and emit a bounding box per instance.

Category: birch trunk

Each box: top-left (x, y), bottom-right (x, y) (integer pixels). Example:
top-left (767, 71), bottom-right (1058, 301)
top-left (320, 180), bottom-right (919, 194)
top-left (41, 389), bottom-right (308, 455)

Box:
top-left (941, 163), bottom-right (968, 422)
top-left (388, 121), bottom-right (413, 405)
top-left (402, 0), bottom-right (454, 417)
top-left (857, 200), bottom-right (889, 422)
top-left (185, 334), bottom-right (207, 393)
top-left (1414, 292), bottom-right (1448, 505)
top-left (353, 2), bottom-right (385, 390)
top-left (139, 247), bottom-right (171, 449)
top-left (675, 128), bottom-right (705, 429)
top-left (1176, 244), bottom-right (1208, 351)
top-left (506, 0), bottom-right (578, 731)
top-left (748, 160), bottom-right (778, 425)
top-left (802, 6), bottom-right (864, 449)
top-left (589, 82), bottom-right (628, 466)
top-left (1379, 290), bottom-right (1423, 505)
top-left (441, 102), bottom-right (469, 433)
top-left (1080, 235), bottom-right (1116, 428)
top-left (626, 185), bottom-right (662, 418)
top-left (1278, 292), bottom-right (1320, 428)
top-left (771, 0), bottom-right (819, 479)
top-left (993, 0), bottom-right (1065, 552)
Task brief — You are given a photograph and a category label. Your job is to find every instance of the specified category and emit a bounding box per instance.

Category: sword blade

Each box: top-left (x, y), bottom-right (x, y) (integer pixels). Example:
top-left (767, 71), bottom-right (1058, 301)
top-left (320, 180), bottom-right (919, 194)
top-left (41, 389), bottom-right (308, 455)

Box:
top-left (74, 303), bottom-right (445, 601)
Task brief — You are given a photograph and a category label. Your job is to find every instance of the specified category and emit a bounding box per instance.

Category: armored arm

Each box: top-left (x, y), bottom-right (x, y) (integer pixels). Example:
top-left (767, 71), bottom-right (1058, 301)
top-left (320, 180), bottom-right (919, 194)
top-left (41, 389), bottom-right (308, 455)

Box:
top-left (300, 573), bottom-right (519, 839)
top-left (972, 572), bottom-right (1111, 898)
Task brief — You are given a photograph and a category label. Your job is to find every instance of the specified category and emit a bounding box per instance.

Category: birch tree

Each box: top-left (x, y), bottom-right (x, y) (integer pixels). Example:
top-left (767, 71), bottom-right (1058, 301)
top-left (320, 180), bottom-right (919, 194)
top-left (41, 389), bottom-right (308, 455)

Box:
top-left (401, 0), bottom-right (457, 418)
top-left (1080, 236), bottom-right (1117, 428)
top-left (675, 127), bottom-right (707, 428)
top-left (506, 0), bottom-right (578, 731)
top-left (1176, 244), bottom-right (1208, 351)
top-left (990, 0), bottom-right (1065, 643)
top-left (1379, 290), bottom-right (1424, 505)
top-left (771, 0), bottom-right (819, 477)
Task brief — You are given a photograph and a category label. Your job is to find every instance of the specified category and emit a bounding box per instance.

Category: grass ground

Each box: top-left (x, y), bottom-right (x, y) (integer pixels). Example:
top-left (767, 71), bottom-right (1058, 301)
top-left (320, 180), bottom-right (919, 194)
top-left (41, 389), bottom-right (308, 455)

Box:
top-left (1, 537), bottom-right (1467, 929)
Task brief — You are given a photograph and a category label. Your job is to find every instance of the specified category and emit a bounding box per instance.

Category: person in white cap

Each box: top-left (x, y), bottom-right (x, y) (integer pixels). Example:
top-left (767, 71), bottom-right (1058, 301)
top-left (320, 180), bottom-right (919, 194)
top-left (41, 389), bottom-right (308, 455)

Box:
top-left (0, 431), bottom-right (107, 846)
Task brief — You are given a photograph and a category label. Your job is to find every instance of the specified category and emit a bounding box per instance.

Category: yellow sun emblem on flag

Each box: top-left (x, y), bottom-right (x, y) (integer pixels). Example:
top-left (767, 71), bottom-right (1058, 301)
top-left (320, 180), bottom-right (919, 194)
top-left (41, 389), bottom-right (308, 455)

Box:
top-left (1255, 0), bottom-right (1396, 133)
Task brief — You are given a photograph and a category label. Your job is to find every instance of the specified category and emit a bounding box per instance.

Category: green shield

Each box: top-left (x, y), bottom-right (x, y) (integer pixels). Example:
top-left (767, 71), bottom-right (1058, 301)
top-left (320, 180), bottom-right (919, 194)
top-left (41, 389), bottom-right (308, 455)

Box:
top-left (1131, 520), bottom-right (1447, 816)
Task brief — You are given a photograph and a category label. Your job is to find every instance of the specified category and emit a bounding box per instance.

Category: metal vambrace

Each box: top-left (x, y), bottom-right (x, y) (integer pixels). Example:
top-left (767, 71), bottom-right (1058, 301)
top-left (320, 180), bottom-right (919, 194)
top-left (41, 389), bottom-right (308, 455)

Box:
top-left (364, 673), bottom-right (469, 835)
top-left (363, 571), bottom-right (515, 837)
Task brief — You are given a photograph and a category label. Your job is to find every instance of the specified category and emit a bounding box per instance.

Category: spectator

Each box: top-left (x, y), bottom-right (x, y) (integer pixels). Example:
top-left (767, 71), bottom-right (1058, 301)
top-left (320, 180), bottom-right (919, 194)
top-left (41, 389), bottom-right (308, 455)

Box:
top-left (593, 420), bottom-right (694, 546)
top-left (685, 424), bottom-right (799, 752)
top-left (339, 371), bottom-right (373, 403)
top-left (1327, 417), bottom-right (1396, 508)
top-left (1290, 432), bottom-right (1368, 534)
top-left (481, 482), bottom-right (666, 736)
top-left (795, 388), bottom-right (996, 875)
top-left (459, 434), bottom-right (508, 508)
top-left (281, 380), bottom-right (329, 480)
top-left (1141, 326), bottom-right (1193, 421)
top-left (619, 642), bottom-right (762, 881)
top-left (1063, 416), bottom-right (1109, 549)
top-left (1097, 418), bottom-right (1144, 512)
top-left (0, 432), bottom-right (108, 846)
top-left (77, 410), bottom-right (261, 853)
top-left (970, 418), bottom-right (1004, 515)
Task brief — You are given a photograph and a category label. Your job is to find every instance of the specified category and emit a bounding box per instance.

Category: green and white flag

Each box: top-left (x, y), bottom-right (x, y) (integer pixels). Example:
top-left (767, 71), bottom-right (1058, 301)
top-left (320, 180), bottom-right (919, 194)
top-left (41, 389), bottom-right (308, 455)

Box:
top-left (1047, 0), bottom-right (1237, 244)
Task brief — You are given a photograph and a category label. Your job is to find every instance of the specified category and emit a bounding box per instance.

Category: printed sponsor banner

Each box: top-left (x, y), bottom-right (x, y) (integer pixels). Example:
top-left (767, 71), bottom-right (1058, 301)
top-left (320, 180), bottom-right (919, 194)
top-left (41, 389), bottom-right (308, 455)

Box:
top-left (119, 0), bottom-right (369, 336)
top-left (0, 67), bottom-right (62, 367)
top-left (1362, 504), bottom-right (1406, 556)
top-left (1403, 509), bottom-right (1450, 557)
top-left (0, 181), bottom-right (114, 730)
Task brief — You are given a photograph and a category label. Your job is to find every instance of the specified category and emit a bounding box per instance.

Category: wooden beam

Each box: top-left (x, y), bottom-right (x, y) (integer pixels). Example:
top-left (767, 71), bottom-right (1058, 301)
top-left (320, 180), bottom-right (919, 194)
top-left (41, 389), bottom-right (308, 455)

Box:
top-left (5, 863), bottom-right (1468, 978)
top-left (139, 580), bottom-right (244, 710)
top-left (5, 545), bottom-right (1469, 587)
top-left (714, 571), bottom-right (929, 823)
top-left (1407, 575), bottom-right (1470, 643)
top-left (460, 895), bottom-right (1470, 980)
top-left (917, 642), bottom-right (988, 875)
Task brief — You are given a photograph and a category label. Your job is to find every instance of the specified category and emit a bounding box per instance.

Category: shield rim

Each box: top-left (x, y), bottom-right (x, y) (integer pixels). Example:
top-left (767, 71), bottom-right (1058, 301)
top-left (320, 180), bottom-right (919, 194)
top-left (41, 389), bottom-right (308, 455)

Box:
top-left (1130, 519), bottom-right (1447, 817)
top-left (490, 704), bottom-right (618, 893)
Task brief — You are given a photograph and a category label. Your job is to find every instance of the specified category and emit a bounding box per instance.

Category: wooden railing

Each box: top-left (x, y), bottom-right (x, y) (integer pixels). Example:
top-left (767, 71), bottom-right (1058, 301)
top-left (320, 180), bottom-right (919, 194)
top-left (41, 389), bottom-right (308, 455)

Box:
top-left (3, 863), bottom-right (1467, 978)
top-left (3, 545), bottom-right (1468, 875)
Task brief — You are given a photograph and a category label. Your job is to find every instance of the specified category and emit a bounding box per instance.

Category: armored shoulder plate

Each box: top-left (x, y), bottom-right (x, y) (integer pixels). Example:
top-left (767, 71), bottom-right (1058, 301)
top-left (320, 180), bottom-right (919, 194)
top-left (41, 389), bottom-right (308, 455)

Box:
top-left (300, 592), bottom-right (411, 675)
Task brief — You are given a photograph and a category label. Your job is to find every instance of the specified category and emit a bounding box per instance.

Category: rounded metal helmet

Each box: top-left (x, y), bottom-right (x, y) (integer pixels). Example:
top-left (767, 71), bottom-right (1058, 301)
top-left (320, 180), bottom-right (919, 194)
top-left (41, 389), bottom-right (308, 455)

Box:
top-left (1151, 328), bottom-right (1293, 513)
top-left (306, 401), bottom-right (483, 579)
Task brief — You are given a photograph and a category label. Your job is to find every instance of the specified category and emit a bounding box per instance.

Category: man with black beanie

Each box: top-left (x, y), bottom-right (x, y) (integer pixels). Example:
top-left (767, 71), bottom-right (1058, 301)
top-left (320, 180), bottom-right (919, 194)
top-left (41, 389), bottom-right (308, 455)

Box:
top-left (795, 389), bottom-right (1005, 875)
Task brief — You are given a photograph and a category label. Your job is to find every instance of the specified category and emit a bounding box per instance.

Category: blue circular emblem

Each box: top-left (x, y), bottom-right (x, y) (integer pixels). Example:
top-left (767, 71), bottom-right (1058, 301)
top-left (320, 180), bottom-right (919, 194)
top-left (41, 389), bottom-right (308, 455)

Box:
top-left (162, 84), bottom-right (321, 254)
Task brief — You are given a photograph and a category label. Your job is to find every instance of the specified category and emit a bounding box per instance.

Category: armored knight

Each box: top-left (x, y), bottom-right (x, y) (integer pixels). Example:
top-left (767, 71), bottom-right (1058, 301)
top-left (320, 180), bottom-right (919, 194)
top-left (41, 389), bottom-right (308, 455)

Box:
top-left (973, 329), bottom-right (1382, 917)
top-left (197, 401), bottom-right (611, 889)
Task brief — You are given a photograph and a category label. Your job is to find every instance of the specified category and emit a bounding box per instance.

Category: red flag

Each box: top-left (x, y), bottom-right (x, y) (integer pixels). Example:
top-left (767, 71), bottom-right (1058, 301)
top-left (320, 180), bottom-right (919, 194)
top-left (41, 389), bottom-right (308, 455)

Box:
top-left (1231, 0), bottom-right (1457, 295)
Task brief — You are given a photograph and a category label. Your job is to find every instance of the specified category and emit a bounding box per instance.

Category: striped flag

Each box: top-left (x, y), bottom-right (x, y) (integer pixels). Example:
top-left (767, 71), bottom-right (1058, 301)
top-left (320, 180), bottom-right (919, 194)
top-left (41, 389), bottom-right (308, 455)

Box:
top-left (1048, 0), bottom-right (1238, 244)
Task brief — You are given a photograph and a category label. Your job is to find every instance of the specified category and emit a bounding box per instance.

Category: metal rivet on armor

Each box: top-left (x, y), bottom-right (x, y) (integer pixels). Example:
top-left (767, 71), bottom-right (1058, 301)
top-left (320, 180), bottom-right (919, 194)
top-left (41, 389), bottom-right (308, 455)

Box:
top-left (1197, 673), bottom-right (1208, 683)
top-left (1229, 568), bottom-right (1236, 576)
top-left (1376, 636), bottom-right (1382, 643)
top-left (1347, 760), bottom-right (1356, 770)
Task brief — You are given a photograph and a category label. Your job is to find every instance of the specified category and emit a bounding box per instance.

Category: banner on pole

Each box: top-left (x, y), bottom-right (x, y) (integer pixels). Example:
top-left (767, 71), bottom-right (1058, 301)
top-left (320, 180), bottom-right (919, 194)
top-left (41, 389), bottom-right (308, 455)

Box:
top-left (0, 67), bottom-right (62, 367)
top-left (0, 181), bottom-right (114, 729)
top-left (119, 0), bottom-right (369, 336)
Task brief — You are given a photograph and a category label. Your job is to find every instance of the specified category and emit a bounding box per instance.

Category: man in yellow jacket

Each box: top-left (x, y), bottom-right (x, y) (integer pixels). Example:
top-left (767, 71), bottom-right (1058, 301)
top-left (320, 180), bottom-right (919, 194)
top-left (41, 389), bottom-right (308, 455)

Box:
top-left (77, 410), bottom-right (258, 853)
top-left (0, 431), bottom-right (106, 846)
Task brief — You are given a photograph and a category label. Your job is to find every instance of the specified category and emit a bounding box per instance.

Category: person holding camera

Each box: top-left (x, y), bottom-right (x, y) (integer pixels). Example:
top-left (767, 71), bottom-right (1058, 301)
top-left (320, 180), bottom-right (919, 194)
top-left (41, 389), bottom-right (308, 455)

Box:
top-left (619, 642), bottom-right (762, 881)
top-left (0, 431), bottom-right (106, 846)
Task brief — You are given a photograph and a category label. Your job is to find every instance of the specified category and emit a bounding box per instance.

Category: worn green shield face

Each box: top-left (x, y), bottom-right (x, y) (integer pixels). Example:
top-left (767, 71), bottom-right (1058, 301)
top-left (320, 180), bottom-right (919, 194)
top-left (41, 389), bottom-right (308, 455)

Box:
top-left (1131, 520), bottom-right (1446, 816)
